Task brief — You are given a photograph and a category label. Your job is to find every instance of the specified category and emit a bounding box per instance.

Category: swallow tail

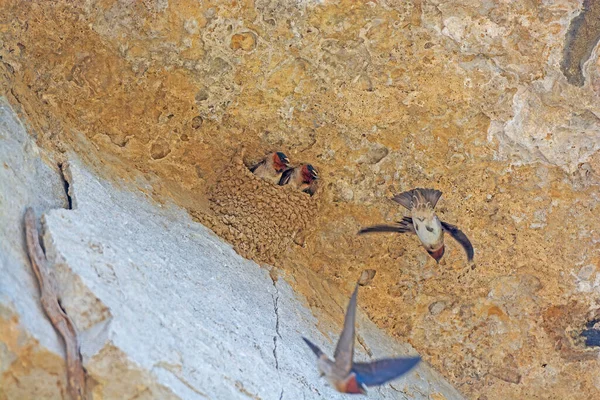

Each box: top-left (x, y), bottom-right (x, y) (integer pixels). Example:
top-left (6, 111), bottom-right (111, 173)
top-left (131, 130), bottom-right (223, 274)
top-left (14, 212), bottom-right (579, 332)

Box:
top-left (352, 357), bottom-right (421, 387)
top-left (393, 188), bottom-right (442, 210)
top-left (415, 188), bottom-right (442, 209)
top-left (391, 190), bottom-right (414, 209)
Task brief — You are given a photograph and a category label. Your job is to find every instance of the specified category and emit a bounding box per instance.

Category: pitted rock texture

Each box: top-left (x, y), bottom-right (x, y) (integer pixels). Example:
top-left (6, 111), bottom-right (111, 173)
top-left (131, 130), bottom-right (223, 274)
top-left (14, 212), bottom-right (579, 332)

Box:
top-left (2, 1), bottom-right (600, 399)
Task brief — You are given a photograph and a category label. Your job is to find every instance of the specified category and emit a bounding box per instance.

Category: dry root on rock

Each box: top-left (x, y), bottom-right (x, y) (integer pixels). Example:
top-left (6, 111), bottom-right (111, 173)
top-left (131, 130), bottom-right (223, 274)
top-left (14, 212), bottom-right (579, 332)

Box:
top-left (24, 208), bottom-right (87, 400)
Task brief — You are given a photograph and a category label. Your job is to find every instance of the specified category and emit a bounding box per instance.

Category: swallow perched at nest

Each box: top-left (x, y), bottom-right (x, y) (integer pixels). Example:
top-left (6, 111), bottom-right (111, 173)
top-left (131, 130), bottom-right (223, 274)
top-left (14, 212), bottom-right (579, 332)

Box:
top-left (303, 284), bottom-right (420, 394)
top-left (249, 152), bottom-right (290, 184)
top-left (359, 188), bottom-right (474, 263)
top-left (279, 163), bottom-right (319, 196)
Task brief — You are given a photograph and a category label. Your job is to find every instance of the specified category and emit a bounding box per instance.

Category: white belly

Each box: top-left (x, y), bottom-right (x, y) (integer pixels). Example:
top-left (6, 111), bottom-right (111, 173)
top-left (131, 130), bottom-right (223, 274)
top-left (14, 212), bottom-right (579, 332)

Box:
top-left (413, 216), bottom-right (443, 249)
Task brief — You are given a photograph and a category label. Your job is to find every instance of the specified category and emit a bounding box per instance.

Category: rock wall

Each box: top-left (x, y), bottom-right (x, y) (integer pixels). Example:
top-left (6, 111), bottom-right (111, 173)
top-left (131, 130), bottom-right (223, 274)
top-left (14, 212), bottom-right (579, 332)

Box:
top-left (0, 98), bottom-right (460, 399)
top-left (2, 1), bottom-right (600, 399)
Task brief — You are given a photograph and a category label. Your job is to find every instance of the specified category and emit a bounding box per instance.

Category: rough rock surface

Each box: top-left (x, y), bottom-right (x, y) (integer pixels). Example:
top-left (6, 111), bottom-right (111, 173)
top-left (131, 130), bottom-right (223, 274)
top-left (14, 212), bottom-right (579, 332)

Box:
top-left (2, 1), bottom-right (600, 399)
top-left (0, 100), bottom-right (461, 399)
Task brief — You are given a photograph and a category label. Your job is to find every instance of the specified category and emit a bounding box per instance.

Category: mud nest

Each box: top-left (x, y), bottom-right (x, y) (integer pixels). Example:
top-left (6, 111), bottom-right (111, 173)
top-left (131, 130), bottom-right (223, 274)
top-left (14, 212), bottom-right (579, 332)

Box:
top-left (199, 154), bottom-right (319, 264)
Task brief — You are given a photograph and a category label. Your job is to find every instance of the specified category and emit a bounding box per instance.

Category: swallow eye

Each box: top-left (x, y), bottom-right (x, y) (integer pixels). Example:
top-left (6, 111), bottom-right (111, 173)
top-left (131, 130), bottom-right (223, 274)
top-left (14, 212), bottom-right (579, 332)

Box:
top-left (426, 225), bottom-right (434, 232)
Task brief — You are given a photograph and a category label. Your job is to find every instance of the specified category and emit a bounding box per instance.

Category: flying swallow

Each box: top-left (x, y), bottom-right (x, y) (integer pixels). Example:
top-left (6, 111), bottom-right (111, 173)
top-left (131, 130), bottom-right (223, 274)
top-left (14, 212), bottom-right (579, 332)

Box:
top-left (303, 285), bottom-right (420, 394)
top-left (358, 188), bottom-right (474, 263)
top-left (249, 152), bottom-right (290, 184)
top-left (279, 163), bottom-right (319, 195)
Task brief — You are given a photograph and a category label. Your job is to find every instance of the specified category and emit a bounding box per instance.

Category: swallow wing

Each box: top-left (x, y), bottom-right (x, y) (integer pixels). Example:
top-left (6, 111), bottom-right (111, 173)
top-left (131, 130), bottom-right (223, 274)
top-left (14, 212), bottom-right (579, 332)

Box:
top-left (358, 217), bottom-right (415, 235)
top-left (352, 357), bottom-right (421, 387)
top-left (333, 285), bottom-right (359, 372)
top-left (302, 337), bottom-right (325, 358)
top-left (278, 168), bottom-right (294, 186)
top-left (441, 221), bottom-right (474, 261)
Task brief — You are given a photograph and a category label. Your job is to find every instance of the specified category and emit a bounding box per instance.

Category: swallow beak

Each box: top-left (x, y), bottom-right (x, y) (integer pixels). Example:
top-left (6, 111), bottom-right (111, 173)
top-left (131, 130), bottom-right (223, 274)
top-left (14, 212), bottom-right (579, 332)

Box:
top-left (428, 246), bottom-right (445, 263)
top-left (307, 164), bottom-right (319, 180)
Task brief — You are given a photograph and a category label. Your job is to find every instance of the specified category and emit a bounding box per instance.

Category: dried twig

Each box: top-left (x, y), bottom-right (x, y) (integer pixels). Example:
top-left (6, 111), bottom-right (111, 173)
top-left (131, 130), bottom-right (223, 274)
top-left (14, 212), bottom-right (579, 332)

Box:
top-left (24, 208), bottom-right (87, 400)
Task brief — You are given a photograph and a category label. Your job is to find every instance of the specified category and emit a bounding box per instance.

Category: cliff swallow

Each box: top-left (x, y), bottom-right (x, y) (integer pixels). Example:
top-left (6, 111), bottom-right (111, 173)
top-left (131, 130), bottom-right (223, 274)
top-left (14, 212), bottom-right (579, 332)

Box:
top-left (303, 285), bottom-right (420, 394)
top-left (249, 152), bottom-right (290, 184)
top-left (358, 188), bottom-right (474, 263)
top-left (279, 163), bottom-right (319, 195)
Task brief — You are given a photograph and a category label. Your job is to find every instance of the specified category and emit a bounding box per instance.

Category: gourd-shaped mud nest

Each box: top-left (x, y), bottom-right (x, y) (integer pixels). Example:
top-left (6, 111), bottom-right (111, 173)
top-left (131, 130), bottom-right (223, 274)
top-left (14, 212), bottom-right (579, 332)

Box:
top-left (198, 152), bottom-right (320, 264)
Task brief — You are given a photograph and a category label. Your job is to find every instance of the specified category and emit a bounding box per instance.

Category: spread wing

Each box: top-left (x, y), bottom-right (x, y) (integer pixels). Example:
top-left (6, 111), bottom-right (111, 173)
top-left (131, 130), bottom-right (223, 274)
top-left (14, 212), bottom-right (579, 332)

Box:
top-left (302, 337), bottom-right (324, 358)
top-left (358, 217), bottom-right (415, 235)
top-left (352, 357), bottom-right (421, 387)
top-left (333, 285), bottom-right (359, 372)
top-left (441, 221), bottom-right (474, 261)
top-left (278, 168), bottom-right (294, 185)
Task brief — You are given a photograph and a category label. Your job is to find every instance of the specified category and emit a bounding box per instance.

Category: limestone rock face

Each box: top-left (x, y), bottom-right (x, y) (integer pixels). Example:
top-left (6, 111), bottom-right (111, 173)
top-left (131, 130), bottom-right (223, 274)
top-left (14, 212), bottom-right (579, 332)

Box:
top-left (2, 1), bottom-right (600, 399)
top-left (0, 100), bottom-right (461, 399)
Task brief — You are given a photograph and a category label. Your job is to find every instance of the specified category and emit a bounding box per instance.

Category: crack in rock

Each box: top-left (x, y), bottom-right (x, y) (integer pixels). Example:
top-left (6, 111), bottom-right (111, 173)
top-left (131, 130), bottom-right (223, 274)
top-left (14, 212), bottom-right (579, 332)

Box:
top-left (58, 162), bottom-right (73, 210)
top-left (271, 280), bottom-right (281, 370)
top-left (269, 271), bottom-right (284, 400)
top-left (356, 333), bottom-right (373, 357)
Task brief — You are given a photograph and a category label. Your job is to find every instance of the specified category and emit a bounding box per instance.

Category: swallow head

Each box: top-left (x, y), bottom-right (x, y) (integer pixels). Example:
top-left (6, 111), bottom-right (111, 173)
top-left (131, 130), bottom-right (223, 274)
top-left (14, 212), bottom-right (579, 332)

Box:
top-left (272, 152), bottom-right (290, 172)
top-left (427, 245), bottom-right (445, 263)
top-left (339, 374), bottom-right (367, 394)
top-left (302, 164), bottom-right (319, 183)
